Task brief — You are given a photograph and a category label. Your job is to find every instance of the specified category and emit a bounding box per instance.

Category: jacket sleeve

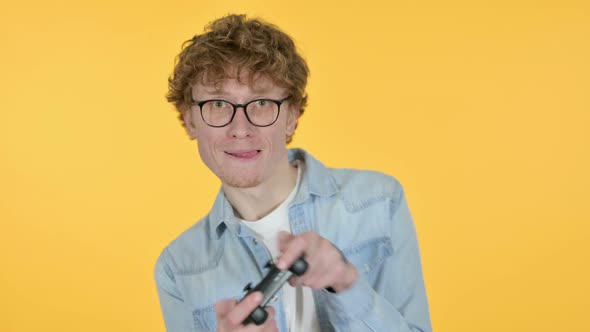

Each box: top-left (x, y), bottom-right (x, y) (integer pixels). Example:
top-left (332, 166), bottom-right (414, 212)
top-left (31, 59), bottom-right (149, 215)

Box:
top-left (154, 248), bottom-right (196, 332)
top-left (324, 187), bottom-right (432, 332)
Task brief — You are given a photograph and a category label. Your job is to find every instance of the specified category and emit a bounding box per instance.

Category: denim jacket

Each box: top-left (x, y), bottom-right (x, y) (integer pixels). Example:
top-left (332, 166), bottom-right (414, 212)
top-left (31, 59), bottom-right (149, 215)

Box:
top-left (154, 148), bottom-right (432, 332)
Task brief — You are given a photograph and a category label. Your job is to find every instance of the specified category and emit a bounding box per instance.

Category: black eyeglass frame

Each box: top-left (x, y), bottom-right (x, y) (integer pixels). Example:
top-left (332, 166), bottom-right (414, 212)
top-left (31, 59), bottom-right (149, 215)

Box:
top-left (190, 96), bottom-right (291, 128)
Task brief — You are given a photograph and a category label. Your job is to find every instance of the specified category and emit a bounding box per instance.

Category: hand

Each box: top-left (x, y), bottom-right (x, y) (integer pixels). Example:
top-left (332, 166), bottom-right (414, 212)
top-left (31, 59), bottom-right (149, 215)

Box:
top-left (276, 231), bottom-right (358, 293)
top-left (215, 292), bottom-right (278, 332)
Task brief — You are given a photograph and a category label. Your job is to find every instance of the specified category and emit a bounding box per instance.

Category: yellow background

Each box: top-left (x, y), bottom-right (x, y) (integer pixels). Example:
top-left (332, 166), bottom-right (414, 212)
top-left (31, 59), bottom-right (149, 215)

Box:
top-left (1, 0), bottom-right (588, 331)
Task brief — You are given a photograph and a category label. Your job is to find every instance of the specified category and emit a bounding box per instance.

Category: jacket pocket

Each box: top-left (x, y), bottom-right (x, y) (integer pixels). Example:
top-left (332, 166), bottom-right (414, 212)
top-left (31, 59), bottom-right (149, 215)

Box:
top-left (192, 304), bottom-right (216, 332)
top-left (192, 295), bottom-right (242, 332)
top-left (341, 236), bottom-right (393, 277)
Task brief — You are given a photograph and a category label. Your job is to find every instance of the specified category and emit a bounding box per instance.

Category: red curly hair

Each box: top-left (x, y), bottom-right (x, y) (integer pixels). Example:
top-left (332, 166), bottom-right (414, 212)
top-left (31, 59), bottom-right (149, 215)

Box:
top-left (166, 14), bottom-right (310, 144)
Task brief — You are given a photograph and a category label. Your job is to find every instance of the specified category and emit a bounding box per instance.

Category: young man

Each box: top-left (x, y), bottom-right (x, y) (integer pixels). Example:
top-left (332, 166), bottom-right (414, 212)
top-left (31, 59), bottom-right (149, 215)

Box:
top-left (155, 14), bottom-right (432, 332)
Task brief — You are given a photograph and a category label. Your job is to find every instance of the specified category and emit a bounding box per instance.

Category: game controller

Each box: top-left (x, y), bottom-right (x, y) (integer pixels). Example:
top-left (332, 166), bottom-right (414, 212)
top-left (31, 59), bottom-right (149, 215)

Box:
top-left (241, 256), bottom-right (308, 325)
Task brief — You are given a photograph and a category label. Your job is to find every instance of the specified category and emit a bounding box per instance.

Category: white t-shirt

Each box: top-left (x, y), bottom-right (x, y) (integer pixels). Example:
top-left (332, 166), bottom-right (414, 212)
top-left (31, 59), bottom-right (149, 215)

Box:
top-left (241, 161), bottom-right (320, 332)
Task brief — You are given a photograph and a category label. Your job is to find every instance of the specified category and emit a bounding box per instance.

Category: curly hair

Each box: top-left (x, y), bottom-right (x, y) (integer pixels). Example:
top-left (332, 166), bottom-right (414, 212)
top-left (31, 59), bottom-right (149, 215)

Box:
top-left (166, 14), bottom-right (310, 144)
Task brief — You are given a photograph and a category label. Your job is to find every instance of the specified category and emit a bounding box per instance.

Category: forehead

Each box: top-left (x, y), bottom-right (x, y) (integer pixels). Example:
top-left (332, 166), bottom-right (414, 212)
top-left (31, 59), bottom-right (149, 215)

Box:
top-left (192, 72), bottom-right (285, 99)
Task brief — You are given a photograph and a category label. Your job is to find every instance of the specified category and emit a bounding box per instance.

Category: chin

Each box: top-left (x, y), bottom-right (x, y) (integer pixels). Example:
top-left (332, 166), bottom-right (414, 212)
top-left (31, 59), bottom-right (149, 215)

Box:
top-left (221, 174), bottom-right (262, 189)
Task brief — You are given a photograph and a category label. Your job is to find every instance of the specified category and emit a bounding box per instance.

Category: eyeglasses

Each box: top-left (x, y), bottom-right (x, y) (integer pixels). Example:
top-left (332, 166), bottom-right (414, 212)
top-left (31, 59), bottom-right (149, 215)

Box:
top-left (190, 96), bottom-right (290, 128)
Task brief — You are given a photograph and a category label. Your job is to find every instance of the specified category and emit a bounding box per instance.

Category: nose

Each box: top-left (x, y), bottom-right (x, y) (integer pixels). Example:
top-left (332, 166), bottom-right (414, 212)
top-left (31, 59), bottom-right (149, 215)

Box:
top-left (227, 106), bottom-right (254, 138)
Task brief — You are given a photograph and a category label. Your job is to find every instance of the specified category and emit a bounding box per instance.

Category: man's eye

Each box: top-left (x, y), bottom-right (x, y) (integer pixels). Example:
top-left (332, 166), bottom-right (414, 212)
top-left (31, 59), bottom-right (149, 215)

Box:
top-left (213, 101), bottom-right (226, 108)
top-left (257, 100), bottom-right (268, 106)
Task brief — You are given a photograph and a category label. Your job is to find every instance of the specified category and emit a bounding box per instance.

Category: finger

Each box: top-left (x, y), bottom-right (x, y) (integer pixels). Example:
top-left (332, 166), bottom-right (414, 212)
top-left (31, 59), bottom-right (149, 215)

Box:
top-left (302, 241), bottom-right (341, 286)
top-left (261, 321), bottom-right (279, 332)
top-left (317, 261), bottom-right (358, 292)
top-left (297, 235), bottom-right (324, 277)
top-left (313, 263), bottom-right (345, 289)
top-left (305, 233), bottom-right (323, 257)
top-left (260, 307), bottom-right (278, 332)
top-left (289, 236), bottom-right (324, 287)
top-left (277, 234), bottom-right (312, 270)
top-left (278, 231), bottom-right (294, 253)
top-left (264, 306), bottom-right (276, 322)
top-left (225, 291), bottom-right (263, 327)
top-left (215, 298), bottom-right (237, 319)
top-left (288, 276), bottom-right (303, 287)
top-left (242, 306), bottom-right (276, 332)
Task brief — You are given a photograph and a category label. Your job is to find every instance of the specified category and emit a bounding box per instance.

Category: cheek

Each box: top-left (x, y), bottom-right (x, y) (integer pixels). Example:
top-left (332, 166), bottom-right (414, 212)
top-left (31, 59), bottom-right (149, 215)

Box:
top-left (264, 128), bottom-right (289, 160)
top-left (195, 132), bottom-right (218, 164)
top-left (196, 140), bottom-right (210, 164)
top-left (265, 126), bottom-right (286, 147)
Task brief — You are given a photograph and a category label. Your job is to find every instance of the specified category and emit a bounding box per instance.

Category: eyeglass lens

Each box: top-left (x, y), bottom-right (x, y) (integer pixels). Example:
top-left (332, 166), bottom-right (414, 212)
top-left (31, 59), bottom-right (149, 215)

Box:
top-left (201, 100), bottom-right (279, 127)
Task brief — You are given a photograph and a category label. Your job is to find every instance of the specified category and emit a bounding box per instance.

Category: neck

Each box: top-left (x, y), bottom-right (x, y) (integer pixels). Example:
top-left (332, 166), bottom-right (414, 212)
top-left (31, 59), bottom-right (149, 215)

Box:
top-left (223, 157), bottom-right (298, 221)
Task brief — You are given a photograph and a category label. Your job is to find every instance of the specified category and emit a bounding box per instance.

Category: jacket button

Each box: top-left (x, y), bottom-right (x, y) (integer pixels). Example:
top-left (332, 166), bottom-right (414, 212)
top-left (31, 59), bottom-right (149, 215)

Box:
top-left (253, 238), bottom-right (258, 245)
top-left (272, 295), bottom-right (278, 302)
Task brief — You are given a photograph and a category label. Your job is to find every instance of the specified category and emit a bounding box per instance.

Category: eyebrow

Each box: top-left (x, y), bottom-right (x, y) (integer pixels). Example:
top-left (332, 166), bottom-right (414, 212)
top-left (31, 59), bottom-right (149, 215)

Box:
top-left (201, 84), bottom-right (275, 96)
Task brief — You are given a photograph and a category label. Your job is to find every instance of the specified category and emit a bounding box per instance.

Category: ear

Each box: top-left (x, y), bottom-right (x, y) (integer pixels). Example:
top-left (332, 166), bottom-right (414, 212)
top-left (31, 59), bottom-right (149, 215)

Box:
top-left (285, 106), bottom-right (301, 136)
top-left (182, 110), bottom-right (198, 139)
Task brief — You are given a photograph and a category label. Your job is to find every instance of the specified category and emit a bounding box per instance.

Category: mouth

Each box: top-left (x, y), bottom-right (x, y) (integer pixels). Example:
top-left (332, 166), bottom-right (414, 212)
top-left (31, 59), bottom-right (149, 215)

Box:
top-left (224, 150), bottom-right (261, 159)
